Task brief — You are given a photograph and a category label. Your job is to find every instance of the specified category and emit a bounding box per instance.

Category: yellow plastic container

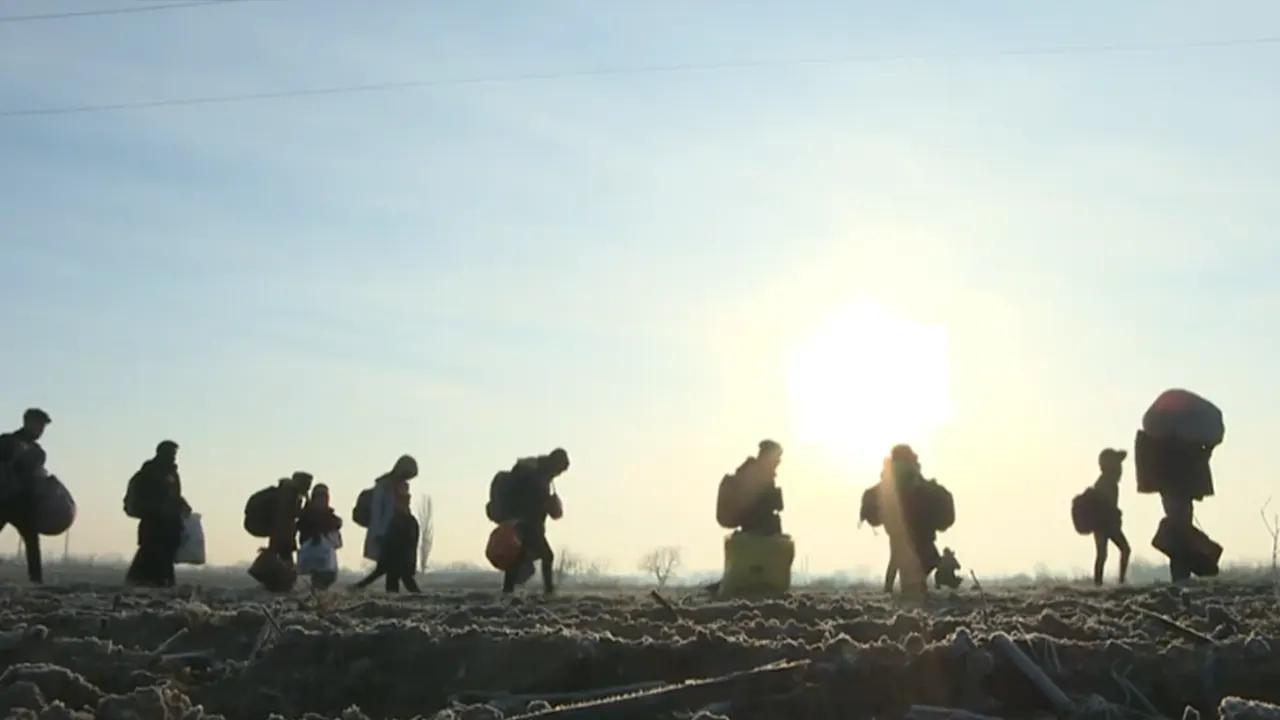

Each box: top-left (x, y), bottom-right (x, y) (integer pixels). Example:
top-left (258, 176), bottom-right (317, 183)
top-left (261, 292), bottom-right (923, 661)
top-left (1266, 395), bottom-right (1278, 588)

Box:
top-left (719, 532), bottom-right (795, 598)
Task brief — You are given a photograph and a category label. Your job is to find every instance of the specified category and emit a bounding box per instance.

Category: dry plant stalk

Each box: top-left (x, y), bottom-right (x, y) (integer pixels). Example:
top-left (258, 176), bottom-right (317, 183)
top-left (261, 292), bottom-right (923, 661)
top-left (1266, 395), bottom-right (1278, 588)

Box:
top-left (1262, 498), bottom-right (1279, 601)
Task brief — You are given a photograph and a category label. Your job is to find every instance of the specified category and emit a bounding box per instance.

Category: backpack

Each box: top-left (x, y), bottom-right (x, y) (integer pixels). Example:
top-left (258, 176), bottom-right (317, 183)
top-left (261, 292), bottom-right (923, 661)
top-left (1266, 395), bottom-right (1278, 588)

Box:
top-left (1071, 489), bottom-right (1100, 534)
top-left (353, 488), bottom-right (374, 528)
top-left (859, 485), bottom-right (883, 527)
top-left (715, 474), bottom-right (743, 529)
top-left (123, 472), bottom-right (144, 520)
top-left (915, 479), bottom-right (955, 533)
top-left (486, 471), bottom-right (516, 523)
top-left (243, 486), bottom-right (279, 538)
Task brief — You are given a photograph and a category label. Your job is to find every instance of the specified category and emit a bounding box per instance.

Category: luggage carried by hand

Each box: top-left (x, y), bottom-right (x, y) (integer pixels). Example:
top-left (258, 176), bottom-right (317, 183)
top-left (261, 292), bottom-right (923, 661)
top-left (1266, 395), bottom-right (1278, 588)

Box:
top-left (176, 513), bottom-right (206, 565)
top-left (1152, 519), bottom-right (1222, 577)
top-left (298, 535), bottom-right (339, 575)
top-left (249, 550), bottom-right (297, 592)
top-left (486, 522), bottom-right (523, 571)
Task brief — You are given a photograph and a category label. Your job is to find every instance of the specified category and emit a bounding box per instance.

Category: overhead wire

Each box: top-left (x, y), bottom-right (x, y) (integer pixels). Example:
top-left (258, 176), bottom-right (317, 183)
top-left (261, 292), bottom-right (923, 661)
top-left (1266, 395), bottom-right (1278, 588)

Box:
top-left (0, 0), bottom-right (274, 24)
top-left (3, 34), bottom-right (1280, 118)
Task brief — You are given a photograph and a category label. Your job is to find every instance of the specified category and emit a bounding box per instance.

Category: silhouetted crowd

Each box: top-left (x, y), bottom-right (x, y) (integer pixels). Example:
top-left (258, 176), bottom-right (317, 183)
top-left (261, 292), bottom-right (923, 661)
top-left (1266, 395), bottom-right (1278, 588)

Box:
top-left (0, 387), bottom-right (1226, 596)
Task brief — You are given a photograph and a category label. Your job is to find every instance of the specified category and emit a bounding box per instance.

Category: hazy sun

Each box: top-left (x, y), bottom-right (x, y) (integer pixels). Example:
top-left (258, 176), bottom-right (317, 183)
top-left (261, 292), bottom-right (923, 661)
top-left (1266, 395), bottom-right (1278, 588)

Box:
top-left (787, 302), bottom-right (952, 466)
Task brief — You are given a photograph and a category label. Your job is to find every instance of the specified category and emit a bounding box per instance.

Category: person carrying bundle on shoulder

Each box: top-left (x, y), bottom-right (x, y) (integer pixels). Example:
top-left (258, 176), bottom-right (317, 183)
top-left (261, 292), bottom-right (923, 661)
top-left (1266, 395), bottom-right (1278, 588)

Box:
top-left (0, 408), bottom-right (53, 585)
top-left (1136, 389), bottom-right (1225, 583)
top-left (487, 448), bottom-right (569, 596)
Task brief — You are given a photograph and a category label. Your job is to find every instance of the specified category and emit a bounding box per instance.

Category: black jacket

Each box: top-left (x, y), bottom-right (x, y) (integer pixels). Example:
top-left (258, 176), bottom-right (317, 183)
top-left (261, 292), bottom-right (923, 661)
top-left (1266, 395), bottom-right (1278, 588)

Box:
top-left (505, 458), bottom-right (558, 528)
top-left (381, 511), bottom-right (419, 576)
top-left (297, 504), bottom-right (343, 545)
top-left (0, 428), bottom-right (47, 489)
top-left (127, 459), bottom-right (188, 519)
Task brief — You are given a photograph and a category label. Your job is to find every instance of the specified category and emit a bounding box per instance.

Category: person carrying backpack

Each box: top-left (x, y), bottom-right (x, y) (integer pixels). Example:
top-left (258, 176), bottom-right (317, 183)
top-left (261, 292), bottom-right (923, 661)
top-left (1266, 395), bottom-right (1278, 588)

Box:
top-left (879, 444), bottom-right (947, 599)
top-left (0, 408), bottom-right (52, 585)
top-left (269, 472), bottom-right (313, 565)
top-left (716, 440), bottom-right (785, 536)
top-left (1089, 448), bottom-right (1131, 586)
top-left (361, 455), bottom-right (419, 562)
top-left (124, 440), bottom-right (191, 588)
top-left (489, 448), bottom-right (569, 595)
top-left (354, 479), bottom-right (420, 593)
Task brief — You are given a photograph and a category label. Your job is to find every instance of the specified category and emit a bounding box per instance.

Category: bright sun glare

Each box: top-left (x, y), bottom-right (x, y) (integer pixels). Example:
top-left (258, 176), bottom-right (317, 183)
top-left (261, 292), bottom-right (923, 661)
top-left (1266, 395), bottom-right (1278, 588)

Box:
top-left (787, 303), bottom-right (952, 466)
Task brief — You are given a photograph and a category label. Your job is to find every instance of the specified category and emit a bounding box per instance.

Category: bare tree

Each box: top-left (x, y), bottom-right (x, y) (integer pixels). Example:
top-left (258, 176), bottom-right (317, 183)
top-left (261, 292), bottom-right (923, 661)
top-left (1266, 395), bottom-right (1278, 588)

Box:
top-left (417, 495), bottom-right (434, 573)
top-left (1263, 498), bottom-right (1278, 599)
top-left (555, 547), bottom-right (585, 586)
top-left (639, 547), bottom-right (683, 589)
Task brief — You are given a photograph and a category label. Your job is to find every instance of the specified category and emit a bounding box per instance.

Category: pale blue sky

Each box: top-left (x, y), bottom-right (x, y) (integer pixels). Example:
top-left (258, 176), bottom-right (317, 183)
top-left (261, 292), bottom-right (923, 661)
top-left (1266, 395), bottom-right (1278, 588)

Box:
top-left (2, 1), bottom-right (1278, 579)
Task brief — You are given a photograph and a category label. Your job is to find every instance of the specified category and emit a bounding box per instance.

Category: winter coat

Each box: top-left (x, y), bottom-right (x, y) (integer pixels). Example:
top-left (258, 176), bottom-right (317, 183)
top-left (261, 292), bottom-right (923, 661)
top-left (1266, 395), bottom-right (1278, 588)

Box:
top-left (363, 475), bottom-right (407, 561)
top-left (380, 510), bottom-right (420, 577)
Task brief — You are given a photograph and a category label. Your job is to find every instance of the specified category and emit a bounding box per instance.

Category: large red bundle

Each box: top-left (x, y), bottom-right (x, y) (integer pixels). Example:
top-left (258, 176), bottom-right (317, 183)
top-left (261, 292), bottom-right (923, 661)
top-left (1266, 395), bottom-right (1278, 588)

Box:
top-left (485, 522), bottom-right (523, 571)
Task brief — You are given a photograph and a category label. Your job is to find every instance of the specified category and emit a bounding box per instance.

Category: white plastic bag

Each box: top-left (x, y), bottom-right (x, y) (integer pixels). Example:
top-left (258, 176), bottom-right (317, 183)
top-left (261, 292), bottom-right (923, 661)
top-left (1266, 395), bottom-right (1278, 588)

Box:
top-left (298, 537), bottom-right (338, 574)
top-left (176, 513), bottom-right (206, 565)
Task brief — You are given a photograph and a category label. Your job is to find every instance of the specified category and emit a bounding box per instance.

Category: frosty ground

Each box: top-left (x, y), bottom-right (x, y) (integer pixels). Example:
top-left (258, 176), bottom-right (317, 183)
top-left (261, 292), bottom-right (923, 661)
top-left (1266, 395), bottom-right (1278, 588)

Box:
top-left (1, 569), bottom-right (1278, 720)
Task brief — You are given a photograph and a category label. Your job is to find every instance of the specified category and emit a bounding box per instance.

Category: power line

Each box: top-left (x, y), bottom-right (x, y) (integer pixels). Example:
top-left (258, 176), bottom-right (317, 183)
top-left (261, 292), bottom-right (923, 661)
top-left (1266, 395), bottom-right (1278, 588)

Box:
top-left (0, 0), bottom-right (272, 24)
top-left (4, 34), bottom-right (1279, 118)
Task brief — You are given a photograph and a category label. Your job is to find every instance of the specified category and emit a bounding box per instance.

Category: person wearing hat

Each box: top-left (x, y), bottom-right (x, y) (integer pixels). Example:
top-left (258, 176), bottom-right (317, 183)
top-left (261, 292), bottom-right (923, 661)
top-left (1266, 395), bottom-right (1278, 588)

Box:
top-left (0, 408), bottom-right (53, 584)
top-left (1091, 448), bottom-right (1131, 586)
top-left (124, 441), bottom-right (191, 587)
top-left (269, 471), bottom-right (314, 565)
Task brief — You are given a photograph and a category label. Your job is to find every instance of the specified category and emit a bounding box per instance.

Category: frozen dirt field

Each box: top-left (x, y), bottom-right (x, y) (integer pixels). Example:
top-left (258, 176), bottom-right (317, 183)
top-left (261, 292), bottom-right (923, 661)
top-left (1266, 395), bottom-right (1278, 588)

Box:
top-left (1, 578), bottom-right (1278, 719)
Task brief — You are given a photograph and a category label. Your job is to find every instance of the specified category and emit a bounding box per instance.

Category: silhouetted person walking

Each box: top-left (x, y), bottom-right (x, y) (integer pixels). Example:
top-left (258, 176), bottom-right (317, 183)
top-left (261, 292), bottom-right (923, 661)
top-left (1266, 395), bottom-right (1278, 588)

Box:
top-left (1136, 389), bottom-right (1224, 583)
top-left (717, 440), bottom-right (785, 536)
top-left (0, 409), bottom-right (52, 584)
top-left (879, 445), bottom-right (943, 599)
top-left (1091, 448), bottom-right (1131, 586)
top-left (125, 441), bottom-right (190, 588)
top-left (355, 480), bottom-right (420, 593)
top-left (488, 448), bottom-right (569, 595)
top-left (269, 472), bottom-right (313, 565)
top-left (362, 455), bottom-right (419, 564)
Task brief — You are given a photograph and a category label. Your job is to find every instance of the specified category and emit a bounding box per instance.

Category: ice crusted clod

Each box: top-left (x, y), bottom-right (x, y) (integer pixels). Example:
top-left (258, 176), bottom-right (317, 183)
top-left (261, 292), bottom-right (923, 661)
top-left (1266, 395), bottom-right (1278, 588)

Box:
top-left (1220, 697), bottom-right (1280, 720)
